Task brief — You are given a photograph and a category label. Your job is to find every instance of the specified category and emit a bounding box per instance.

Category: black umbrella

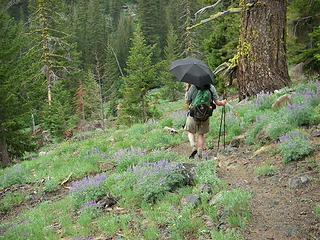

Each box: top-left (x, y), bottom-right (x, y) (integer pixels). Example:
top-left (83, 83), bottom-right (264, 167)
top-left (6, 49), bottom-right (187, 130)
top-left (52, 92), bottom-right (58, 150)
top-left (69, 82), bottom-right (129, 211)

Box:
top-left (169, 57), bottom-right (213, 88)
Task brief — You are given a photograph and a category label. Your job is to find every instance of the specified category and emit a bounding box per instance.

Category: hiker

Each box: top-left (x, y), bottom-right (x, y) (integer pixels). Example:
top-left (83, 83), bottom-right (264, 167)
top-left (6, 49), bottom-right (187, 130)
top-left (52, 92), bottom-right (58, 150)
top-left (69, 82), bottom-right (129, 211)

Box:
top-left (185, 84), bottom-right (226, 159)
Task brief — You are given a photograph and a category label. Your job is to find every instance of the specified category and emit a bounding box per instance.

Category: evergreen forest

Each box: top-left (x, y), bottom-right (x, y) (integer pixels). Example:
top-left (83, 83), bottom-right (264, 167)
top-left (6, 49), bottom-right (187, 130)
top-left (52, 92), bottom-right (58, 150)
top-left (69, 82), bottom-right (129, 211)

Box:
top-left (1, 0), bottom-right (320, 163)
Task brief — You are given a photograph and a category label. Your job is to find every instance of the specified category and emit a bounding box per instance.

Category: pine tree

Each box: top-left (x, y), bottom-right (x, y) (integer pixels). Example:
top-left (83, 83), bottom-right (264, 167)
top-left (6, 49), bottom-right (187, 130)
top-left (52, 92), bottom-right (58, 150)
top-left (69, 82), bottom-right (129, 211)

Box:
top-left (83, 70), bottom-right (101, 121)
top-left (0, 6), bottom-right (35, 165)
top-left (160, 26), bottom-right (184, 101)
top-left (137, 0), bottom-right (168, 59)
top-left (26, 0), bottom-right (81, 137)
top-left (288, 0), bottom-right (320, 72)
top-left (74, 0), bottom-right (107, 70)
top-left (111, 13), bottom-right (134, 72)
top-left (103, 43), bottom-right (122, 117)
top-left (119, 26), bottom-right (157, 124)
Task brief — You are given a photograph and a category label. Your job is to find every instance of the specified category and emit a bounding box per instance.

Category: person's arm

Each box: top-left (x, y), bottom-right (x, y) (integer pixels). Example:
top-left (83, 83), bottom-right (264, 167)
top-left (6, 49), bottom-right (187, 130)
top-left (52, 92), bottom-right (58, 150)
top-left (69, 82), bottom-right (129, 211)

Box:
top-left (185, 85), bottom-right (194, 105)
top-left (210, 85), bottom-right (226, 106)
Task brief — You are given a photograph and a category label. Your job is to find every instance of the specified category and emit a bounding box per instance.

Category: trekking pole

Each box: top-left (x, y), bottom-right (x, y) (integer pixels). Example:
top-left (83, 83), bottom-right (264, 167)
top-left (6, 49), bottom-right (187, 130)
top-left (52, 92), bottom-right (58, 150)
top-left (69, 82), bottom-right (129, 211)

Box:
top-left (223, 91), bottom-right (226, 150)
top-left (217, 91), bottom-right (227, 153)
top-left (217, 105), bottom-right (224, 153)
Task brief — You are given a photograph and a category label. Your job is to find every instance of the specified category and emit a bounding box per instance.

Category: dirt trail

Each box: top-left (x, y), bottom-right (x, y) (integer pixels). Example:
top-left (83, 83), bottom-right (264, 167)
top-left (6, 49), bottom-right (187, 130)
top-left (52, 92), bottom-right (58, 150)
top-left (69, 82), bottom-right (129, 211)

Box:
top-left (173, 140), bottom-right (320, 240)
top-left (215, 143), bottom-right (320, 240)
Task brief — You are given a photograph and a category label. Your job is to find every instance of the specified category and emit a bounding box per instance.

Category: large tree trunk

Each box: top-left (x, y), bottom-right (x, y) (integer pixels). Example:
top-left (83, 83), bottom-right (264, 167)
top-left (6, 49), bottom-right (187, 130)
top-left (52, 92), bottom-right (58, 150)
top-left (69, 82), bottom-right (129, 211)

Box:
top-left (237, 0), bottom-right (290, 100)
top-left (1, 136), bottom-right (10, 166)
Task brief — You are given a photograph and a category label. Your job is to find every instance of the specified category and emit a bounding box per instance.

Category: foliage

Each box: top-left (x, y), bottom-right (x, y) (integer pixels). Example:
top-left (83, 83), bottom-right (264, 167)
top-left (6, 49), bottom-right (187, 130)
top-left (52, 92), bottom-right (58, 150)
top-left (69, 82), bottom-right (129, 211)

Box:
top-left (0, 164), bottom-right (29, 189)
top-left (159, 25), bottom-right (185, 101)
top-left (211, 228), bottom-right (243, 240)
top-left (168, 206), bottom-right (203, 239)
top-left (0, 201), bottom-right (56, 239)
top-left (195, 159), bottom-right (225, 191)
top-left (316, 204), bottom-right (320, 216)
top-left (0, 192), bottom-right (25, 212)
top-left (69, 174), bottom-right (107, 208)
top-left (287, 0), bottom-right (320, 72)
top-left (254, 163), bottom-right (277, 177)
top-left (170, 109), bottom-right (188, 129)
top-left (0, 8), bottom-right (36, 163)
top-left (277, 130), bottom-right (314, 163)
top-left (114, 159), bottom-right (184, 203)
top-left (119, 25), bottom-right (158, 124)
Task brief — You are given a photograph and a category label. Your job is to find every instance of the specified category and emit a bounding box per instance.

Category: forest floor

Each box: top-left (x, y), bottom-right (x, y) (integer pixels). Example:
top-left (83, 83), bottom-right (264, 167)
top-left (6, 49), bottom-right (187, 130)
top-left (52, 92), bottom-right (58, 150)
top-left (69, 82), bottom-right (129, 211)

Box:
top-left (174, 136), bottom-right (320, 240)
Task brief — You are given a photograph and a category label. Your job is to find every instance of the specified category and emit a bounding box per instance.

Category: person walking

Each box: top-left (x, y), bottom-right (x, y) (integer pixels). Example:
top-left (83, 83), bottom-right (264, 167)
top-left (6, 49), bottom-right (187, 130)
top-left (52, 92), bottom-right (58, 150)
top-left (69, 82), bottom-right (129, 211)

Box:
top-left (185, 84), bottom-right (226, 159)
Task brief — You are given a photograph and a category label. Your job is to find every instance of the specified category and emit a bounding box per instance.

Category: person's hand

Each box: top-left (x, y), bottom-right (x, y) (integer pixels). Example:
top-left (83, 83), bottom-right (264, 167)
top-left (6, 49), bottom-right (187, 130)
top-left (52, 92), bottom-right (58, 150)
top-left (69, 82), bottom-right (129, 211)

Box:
top-left (215, 99), bottom-right (227, 106)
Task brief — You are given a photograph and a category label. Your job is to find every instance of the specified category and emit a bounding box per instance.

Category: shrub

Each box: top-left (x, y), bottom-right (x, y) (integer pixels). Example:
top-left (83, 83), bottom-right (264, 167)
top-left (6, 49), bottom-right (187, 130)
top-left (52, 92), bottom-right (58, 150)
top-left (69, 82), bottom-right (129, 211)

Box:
top-left (114, 159), bottom-right (184, 203)
top-left (225, 110), bottom-right (243, 139)
top-left (113, 146), bottom-right (146, 172)
top-left (195, 160), bottom-right (225, 192)
top-left (69, 174), bottom-right (107, 208)
top-left (134, 160), bottom-right (184, 203)
top-left (0, 164), bottom-right (28, 188)
top-left (216, 188), bottom-right (251, 217)
top-left (266, 120), bottom-right (294, 140)
top-left (211, 228), bottom-right (243, 240)
top-left (316, 205), bottom-right (320, 216)
top-left (254, 164), bottom-right (277, 176)
top-left (277, 130), bottom-right (314, 163)
top-left (170, 110), bottom-right (187, 129)
top-left (79, 200), bottom-right (101, 218)
top-left (283, 101), bottom-right (313, 126)
top-left (168, 206), bottom-right (203, 239)
top-left (252, 91), bottom-right (275, 110)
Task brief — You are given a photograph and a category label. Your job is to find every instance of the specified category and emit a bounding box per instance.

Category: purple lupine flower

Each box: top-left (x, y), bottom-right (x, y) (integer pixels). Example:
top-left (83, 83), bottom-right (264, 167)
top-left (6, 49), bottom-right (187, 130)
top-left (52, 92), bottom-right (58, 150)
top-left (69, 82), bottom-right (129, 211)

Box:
top-left (69, 174), bottom-right (106, 194)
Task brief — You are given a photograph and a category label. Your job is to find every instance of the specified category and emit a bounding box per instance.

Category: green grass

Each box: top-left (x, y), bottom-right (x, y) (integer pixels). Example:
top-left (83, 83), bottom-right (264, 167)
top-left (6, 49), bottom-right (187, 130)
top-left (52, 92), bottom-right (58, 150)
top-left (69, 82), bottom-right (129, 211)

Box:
top-left (0, 192), bottom-right (25, 212)
top-left (254, 163), bottom-right (277, 176)
top-left (315, 205), bottom-right (320, 216)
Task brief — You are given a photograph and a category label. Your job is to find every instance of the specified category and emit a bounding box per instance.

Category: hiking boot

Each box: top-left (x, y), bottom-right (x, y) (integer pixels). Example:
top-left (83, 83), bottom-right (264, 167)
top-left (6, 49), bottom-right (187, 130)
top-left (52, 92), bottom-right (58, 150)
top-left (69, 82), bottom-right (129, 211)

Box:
top-left (189, 147), bottom-right (197, 159)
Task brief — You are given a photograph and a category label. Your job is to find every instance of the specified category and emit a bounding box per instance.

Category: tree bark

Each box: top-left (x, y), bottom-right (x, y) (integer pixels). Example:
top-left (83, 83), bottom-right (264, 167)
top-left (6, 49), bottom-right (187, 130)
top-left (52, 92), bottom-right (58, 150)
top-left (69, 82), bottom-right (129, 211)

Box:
top-left (1, 136), bottom-right (10, 166)
top-left (237, 0), bottom-right (290, 100)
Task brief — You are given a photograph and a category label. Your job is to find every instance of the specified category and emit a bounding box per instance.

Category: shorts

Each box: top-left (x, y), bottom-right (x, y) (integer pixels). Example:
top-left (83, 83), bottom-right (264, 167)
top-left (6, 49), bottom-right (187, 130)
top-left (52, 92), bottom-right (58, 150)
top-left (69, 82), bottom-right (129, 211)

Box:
top-left (184, 116), bottom-right (210, 134)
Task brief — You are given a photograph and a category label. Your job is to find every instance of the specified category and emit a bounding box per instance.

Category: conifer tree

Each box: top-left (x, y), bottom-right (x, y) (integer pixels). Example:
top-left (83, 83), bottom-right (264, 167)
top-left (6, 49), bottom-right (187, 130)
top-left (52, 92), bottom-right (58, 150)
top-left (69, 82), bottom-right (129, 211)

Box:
top-left (0, 6), bottom-right (35, 165)
top-left (119, 26), bottom-right (157, 124)
top-left (137, 0), bottom-right (167, 59)
top-left (103, 43), bottom-right (122, 117)
top-left (160, 26), bottom-right (184, 101)
top-left (83, 70), bottom-right (101, 121)
top-left (26, 0), bottom-right (81, 137)
top-left (111, 13), bottom-right (134, 72)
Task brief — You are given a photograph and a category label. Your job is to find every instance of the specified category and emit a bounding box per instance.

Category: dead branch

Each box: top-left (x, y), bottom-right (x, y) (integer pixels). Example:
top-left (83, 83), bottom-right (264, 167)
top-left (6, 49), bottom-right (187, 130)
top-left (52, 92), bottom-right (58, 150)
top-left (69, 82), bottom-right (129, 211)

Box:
top-left (109, 45), bottom-right (124, 77)
top-left (188, 7), bottom-right (242, 30)
top-left (194, 0), bottom-right (223, 21)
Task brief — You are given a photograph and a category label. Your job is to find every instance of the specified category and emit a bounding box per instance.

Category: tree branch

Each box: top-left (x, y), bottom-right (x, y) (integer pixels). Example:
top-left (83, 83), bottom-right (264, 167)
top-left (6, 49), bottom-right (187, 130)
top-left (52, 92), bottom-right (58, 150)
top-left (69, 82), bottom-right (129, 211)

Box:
top-left (109, 45), bottom-right (124, 77)
top-left (194, 0), bottom-right (223, 21)
top-left (188, 7), bottom-right (242, 30)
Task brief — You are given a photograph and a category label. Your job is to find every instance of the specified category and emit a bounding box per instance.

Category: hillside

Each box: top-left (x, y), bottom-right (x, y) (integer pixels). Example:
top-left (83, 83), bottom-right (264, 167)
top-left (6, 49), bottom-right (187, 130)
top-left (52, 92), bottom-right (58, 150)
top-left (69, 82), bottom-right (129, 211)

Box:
top-left (1, 78), bottom-right (320, 239)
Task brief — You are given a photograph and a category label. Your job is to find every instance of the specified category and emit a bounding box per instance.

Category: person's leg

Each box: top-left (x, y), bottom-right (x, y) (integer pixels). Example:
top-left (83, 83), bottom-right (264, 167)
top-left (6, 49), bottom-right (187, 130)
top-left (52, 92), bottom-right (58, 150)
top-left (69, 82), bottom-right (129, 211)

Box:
top-left (188, 131), bottom-right (198, 158)
top-left (197, 133), bottom-right (205, 159)
top-left (188, 131), bottom-right (195, 147)
top-left (185, 117), bottom-right (198, 158)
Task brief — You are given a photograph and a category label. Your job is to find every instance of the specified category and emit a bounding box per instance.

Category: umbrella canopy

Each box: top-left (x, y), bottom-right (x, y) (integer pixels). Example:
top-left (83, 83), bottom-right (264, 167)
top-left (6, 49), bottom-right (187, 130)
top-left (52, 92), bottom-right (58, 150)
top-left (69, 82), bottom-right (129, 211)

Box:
top-left (169, 57), bottom-right (213, 88)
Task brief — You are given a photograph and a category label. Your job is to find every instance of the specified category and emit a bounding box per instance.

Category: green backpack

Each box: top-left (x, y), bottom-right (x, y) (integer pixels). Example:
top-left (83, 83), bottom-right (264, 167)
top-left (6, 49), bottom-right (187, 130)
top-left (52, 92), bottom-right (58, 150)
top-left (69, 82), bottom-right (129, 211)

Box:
top-left (189, 89), bottom-right (215, 121)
